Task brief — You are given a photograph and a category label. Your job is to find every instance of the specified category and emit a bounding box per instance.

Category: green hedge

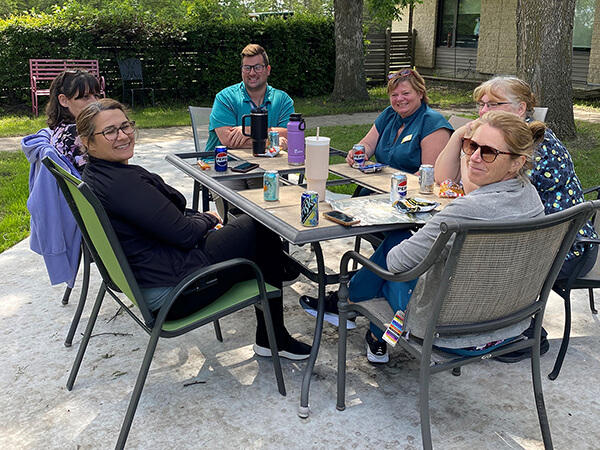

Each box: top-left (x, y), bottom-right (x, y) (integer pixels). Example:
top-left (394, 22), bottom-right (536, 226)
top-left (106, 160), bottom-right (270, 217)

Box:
top-left (0, 11), bottom-right (335, 108)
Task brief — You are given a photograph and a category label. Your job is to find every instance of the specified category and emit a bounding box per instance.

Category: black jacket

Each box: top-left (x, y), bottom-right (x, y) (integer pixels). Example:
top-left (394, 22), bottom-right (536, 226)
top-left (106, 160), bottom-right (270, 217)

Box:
top-left (83, 156), bottom-right (220, 287)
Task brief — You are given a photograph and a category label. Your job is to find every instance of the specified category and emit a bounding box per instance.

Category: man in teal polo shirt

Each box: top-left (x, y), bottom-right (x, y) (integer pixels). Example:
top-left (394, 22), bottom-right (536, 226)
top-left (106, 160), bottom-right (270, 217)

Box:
top-left (207, 44), bottom-right (295, 216)
top-left (206, 43), bottom-right (294, 154)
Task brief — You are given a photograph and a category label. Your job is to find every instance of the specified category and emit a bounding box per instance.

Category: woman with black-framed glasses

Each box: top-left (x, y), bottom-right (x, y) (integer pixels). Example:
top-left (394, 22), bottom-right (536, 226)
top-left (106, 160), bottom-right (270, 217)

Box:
top-left (345, 68), bottom-right (453, 174)
top-left (76, 98), bottom-right (312, 361)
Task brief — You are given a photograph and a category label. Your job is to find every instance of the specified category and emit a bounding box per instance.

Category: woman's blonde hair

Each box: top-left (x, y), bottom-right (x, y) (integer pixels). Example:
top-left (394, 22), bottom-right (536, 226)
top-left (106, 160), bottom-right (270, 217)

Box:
top-left (76, 98), bottom-right (131, 149)
top-left (387, 68), bottom-right (430, 104)
top-left (470, 111), bottom-right (546, 178)
top-left (473, 76), bottom-right (537, 118)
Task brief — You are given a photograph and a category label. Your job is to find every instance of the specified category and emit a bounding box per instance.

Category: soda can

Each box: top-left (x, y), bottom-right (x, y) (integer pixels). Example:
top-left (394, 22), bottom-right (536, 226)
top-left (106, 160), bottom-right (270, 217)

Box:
top-left (263, 170), bottom-right (279, 202)
top-left (352, 144), bottom-right (366, 168)
top-left (301, 191), bottom-right (319, 227)
top-left (419, 164), bottom-right (435, 194)
top-left (390, 172), bottom-right (408, 203)
top-left (268, 130), bottom-right (280, 152)
top-left (214, 146), bottom-right (228, 172)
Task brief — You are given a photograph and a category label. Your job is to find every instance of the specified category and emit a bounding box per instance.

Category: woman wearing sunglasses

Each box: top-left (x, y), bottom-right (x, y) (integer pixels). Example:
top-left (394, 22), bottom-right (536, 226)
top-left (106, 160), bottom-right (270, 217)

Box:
top-left (345, 68), bottom-right (452, 174)
top-left (76, 98), bottom-right (311, 361)
top-left (435, 76), bottom-right (598, 362)
top-left (345, 111), bottom-right (546, 363)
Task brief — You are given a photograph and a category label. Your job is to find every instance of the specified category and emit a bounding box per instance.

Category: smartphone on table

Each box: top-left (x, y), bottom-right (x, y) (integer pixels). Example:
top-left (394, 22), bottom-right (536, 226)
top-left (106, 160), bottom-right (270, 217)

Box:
top-left (231, 162), bottom-right (260, 173)
top-left (322, 210), bottom-right (361, 226)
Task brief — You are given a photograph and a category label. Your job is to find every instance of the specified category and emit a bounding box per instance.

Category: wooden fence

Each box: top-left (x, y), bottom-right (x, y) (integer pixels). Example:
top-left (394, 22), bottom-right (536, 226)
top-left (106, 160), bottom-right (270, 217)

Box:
top-left (365, 29), bottom-right (415, 84)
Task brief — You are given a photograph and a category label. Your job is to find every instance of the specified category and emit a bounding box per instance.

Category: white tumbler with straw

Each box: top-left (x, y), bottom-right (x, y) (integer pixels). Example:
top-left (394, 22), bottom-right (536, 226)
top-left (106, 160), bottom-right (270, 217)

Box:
top-left (305, 130), bottom-right (330, 202)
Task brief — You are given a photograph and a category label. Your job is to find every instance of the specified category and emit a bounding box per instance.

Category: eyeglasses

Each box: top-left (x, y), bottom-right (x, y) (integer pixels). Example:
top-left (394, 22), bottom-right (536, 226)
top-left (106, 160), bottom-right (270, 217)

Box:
top-left (241, 64), bottom-right (266, 74)
top-left (461, 138), bottom-right (513, 163)
top-left (388, 68), bottom-right (415, 80)
top-left (93, 121), bottom-right (136, 141)
top-left (475, 101), bottom-right (513, 110)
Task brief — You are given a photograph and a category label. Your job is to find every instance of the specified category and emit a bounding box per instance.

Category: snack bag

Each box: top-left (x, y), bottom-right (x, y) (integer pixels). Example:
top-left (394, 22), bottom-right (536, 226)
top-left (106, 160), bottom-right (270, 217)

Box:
top-left (439, 179), bottom-right (465, 198)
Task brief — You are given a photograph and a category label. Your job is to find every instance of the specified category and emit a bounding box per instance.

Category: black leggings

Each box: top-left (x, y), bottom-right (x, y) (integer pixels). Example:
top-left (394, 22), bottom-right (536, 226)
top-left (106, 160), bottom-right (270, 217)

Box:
top-left (165, 215), bottom-right (286, 340)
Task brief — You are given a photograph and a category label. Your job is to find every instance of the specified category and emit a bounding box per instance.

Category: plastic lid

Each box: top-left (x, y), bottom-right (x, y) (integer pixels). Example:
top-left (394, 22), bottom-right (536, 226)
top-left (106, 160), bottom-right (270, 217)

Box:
top-left (289, 113), bottom-right (302, 121)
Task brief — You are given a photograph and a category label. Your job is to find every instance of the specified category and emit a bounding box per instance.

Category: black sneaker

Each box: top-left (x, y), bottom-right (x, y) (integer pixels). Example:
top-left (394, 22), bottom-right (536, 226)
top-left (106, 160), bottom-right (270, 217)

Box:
top-left (495, 324), bottom-right (549, 363)
top-left (299, 291), bottom-right (356, 329)
top-left (365, 329), bottom-right (389, 363)
top-left (253, 335), bottom-right (311, 361)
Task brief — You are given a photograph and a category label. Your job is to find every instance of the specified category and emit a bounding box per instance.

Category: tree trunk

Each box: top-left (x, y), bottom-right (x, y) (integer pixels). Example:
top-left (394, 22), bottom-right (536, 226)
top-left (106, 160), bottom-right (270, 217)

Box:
top-left (516, 0), bottom-right (577, 139)
top-left (330, 0), bottom-right (370, 102)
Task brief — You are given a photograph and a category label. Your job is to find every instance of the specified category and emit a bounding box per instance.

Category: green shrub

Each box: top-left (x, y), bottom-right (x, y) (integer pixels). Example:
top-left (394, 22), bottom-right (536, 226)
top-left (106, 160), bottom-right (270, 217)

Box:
top-left (0, 9), bottom-right (335, 109)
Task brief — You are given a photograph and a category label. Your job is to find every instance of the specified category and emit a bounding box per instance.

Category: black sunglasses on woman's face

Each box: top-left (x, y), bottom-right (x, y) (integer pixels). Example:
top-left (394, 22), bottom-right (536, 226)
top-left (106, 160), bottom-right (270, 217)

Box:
top-left (461, 138), bottom-right (513, 163)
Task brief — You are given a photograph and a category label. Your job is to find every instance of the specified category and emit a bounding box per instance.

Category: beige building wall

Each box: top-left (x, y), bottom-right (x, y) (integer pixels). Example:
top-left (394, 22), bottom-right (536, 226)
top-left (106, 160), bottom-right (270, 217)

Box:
top-left (588, 1), bottom-right (600, 84)
top-left (477, 0), bottom-right (517, 75)
top-left (393, 1), bottom-right (439, 68)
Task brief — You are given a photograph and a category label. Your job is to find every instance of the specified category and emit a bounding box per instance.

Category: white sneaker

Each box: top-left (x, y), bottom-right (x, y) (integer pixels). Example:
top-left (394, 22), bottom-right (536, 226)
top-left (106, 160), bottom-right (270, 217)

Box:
top-left (365, 330), bottom-right (389, 363)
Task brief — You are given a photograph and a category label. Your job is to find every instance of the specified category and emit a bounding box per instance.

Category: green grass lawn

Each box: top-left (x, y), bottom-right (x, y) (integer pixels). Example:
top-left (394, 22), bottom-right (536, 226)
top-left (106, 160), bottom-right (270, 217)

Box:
top-left (0, 151), bottom-right (30, 253)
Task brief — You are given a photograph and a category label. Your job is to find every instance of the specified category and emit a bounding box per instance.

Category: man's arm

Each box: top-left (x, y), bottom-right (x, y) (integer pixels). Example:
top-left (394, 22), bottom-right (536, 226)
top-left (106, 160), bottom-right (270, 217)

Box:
top-left (214, 126), bottom-right (252, 148)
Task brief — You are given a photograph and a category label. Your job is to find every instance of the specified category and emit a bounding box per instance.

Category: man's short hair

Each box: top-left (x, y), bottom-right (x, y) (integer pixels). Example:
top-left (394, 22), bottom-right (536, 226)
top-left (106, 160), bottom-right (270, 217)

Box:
top-left (241, 44), bottom-right (269, 66)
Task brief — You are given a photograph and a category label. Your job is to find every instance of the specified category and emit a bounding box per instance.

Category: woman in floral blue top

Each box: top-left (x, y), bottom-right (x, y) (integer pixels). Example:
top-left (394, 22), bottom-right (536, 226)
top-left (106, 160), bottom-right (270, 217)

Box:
top-left (435, 76), bottom-right (597, 362)
top-left (45, 69), bottom-right (102, 173)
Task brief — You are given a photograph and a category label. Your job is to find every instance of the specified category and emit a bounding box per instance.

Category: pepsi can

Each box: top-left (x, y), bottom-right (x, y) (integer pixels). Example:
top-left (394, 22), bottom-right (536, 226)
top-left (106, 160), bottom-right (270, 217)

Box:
top-left (301, 191), bottom-right (319, 227)
top-left (214, 146), bottom-right (228, 172)
top-left (419, 164), bottom-right (435, 194)
top-left (263, 170), bottom-right (279, 201)
top-left (352, 144), bottom-right (366, 168)
top-left (390, 172), bottom-right (408, 203)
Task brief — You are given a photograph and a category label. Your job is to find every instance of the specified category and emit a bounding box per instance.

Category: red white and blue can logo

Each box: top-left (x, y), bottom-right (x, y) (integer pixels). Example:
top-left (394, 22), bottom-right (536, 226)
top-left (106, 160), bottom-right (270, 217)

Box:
top-left (301, 191), bottom-right (319, 227)
top-left (390, 172), bottom-right (408, 203)
top-left (352, 144), bottom-right (366, 167)
top-left (215, 146), bottom-right (228, 172)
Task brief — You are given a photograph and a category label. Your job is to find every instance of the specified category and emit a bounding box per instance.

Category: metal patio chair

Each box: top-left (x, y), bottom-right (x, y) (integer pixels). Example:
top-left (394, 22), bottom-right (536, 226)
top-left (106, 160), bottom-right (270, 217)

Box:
top-left (549, 185), bottom-right (600, 380)
top-left (117, 58), bottom-right (155, 108)
top-left (42, 156), bottom-right (285, 450)
top-left (336, 201), bottom-right (598, 450)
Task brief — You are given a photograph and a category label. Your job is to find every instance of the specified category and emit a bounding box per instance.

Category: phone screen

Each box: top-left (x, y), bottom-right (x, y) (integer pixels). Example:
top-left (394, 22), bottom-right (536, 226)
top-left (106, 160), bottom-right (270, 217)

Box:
top-left (234, 162), bottom-right (254, 170)
top-left (326, 211), bottom-right (354, 222)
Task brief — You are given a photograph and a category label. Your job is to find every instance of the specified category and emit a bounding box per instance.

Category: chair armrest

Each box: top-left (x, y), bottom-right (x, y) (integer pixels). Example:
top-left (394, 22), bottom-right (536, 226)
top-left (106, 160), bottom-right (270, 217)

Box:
top-left (154, 258), bottom-right (270, 323)
top-left (583, 185), bottom-right (600, 198)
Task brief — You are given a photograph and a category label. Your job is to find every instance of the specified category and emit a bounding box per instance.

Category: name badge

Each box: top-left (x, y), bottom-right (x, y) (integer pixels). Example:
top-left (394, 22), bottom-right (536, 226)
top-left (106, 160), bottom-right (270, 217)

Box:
top-left (401, 134), bottom-right (413, 144)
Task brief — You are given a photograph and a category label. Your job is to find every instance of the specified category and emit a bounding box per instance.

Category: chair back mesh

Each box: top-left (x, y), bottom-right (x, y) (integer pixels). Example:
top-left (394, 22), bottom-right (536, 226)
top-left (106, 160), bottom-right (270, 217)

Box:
top-left (189, 106), bottom-right (212, 151)
top-left (437, 223), bottom-right (569, 327)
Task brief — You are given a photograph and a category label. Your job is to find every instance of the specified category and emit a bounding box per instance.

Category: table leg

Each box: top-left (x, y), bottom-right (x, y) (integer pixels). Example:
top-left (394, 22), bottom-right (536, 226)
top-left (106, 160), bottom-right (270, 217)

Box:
top-left (298, 242), bottom-right (327, 418)
top-left (192, 180), bottom-right (201, 211)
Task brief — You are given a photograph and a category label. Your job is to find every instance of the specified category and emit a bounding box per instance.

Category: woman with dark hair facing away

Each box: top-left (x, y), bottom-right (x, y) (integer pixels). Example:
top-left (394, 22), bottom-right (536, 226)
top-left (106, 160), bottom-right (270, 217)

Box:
top-left (76, 98), bottom-right (311, 360)
top-left (46, 69), bottom-right (102, 173)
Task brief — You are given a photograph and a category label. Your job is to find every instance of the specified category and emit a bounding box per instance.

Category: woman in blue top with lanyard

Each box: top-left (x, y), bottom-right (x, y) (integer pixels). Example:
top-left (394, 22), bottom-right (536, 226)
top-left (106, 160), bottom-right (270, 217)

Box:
top-left (346, 68), bottom-right (453, 173)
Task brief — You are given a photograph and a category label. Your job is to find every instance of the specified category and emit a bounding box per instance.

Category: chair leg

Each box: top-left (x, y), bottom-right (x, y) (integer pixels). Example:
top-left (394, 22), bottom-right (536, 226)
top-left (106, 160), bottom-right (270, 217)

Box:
top-left (336, 280), bottom-right (350, 411)
top-left (67, 283), bottom-right (106, 391)
top-left (548, 292), bottom-right (572, 380)
top-left (419, 358), bottom-right (433, 450)
top-left (589, 288), bottom-right (597, 314)
top-left (261, 298), bottom-right (286, 396)
top-left (213, 320), bottom-right (223, 342)
top-left (531, 328), bottom-right (554, 449)
top-left (115, 325), bottom-right (162, 450)
top-left (65, 246), bottom-right (92, 347)
top-left (61, 286), bottom-right (72, 306)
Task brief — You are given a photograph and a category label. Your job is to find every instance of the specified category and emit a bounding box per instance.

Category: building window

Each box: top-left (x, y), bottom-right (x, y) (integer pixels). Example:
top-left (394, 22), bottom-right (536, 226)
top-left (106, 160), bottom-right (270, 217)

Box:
top-left (574, 0), bottom-right (595, 49)
top-left (437, 0), bottom-right (481, 48)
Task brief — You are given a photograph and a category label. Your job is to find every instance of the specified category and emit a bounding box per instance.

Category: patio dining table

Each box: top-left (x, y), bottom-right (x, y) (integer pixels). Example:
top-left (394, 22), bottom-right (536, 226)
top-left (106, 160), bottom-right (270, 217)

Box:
top-left (165, 150), bottom-right (452, 418)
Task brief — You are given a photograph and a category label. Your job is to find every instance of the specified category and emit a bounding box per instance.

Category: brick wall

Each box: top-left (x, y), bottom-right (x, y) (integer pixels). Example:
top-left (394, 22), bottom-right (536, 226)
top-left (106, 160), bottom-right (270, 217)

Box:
top-left (394, 1), bottom-right (438, 68)
top-left (477, 0), bottom-right (517, 75)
